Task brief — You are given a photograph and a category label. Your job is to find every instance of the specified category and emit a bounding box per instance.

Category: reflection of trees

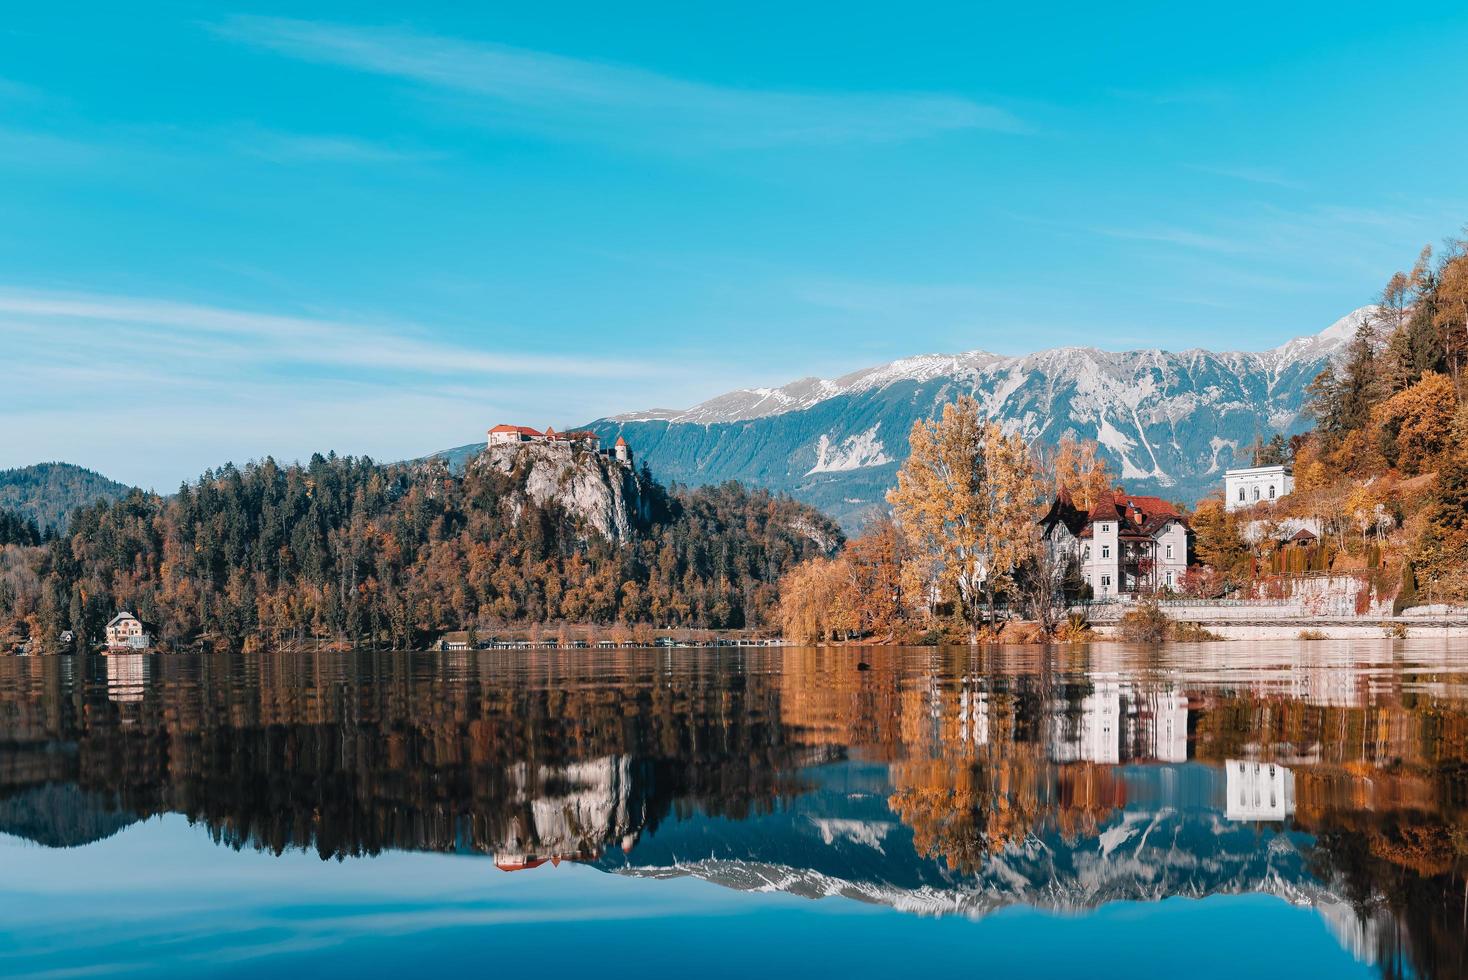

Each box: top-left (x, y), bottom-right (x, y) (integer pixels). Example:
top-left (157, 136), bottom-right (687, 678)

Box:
top-left (0, 650), bottom-right (811, 860)
top-left (5, 647), bottom-right (1468, 979)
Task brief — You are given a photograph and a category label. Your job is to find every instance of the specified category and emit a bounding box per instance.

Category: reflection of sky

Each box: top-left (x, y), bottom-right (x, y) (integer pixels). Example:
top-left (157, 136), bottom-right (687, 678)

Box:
top-left (0, 816), bottom-right (1373, 979)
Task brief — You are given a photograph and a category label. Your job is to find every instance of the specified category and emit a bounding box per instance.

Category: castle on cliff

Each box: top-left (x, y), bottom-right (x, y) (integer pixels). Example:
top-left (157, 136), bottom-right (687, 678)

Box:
top-left (488, 424), bottom-right (632, 465)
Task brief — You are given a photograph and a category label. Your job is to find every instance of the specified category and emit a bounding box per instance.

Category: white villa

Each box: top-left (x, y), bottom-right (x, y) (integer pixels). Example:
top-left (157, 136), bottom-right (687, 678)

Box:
top-left (1041, 487), bottom-right (1193, 598)
top-left (105, 612), bottom-right (153, 652)
top-left (1224, 464), bottom-right (1293, 512)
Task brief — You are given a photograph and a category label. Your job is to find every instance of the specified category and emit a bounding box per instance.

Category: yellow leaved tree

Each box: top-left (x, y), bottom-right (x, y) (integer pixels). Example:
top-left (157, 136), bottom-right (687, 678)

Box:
top-left (887, 396), bottom-right (1043, 638)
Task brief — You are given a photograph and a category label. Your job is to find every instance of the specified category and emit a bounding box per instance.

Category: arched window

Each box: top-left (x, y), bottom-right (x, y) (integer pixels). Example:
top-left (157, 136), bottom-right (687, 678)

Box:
top-left (1238, 487), bottom-right (1246, 502)
top-left (1268, 485), bottom-right (1276, 499)
top-left (1253, 487), bottom-right (1260, 501)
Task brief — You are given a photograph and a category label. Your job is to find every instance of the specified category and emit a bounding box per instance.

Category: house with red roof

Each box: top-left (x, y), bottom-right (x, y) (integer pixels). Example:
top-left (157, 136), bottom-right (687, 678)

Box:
top-left (1041, 488), bottom-right (1193, 599)
top-left (487, 424), bottom-right (545, 446)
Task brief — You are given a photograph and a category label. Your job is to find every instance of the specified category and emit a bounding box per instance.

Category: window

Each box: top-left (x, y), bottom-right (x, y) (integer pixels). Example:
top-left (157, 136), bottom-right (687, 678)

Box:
top-left (1082, 546), bottom-right (1090, 561)
top-left (1101, 575), bottom-right (1111, 588)
top-left (1165, 544), bottom-right (1173, 560)
top-left (1166, 571), bottom-right (1174, 587)
top-left (1101, 545), bottom-right (1110, 559)
top-left (1099, 523), bottom-right (1109, 533)
top-left (1268, 485), bottom-right (1276, 499)
top-left (1253, 487), bottom-right (1260, 501)
top-left (1238, 487), bottom-right (1245, 502)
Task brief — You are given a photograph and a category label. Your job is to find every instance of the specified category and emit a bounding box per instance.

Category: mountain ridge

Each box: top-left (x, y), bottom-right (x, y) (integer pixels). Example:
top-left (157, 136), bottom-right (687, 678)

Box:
top-left (421, 311), bottom-right (1367, 529)
top-left (612, 308), bottom-right (1369, 426)
top-left (584, 309), bottom-right (1368, 528)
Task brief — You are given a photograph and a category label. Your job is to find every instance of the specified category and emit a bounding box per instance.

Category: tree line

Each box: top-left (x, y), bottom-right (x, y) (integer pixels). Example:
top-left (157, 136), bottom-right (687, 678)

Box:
top-left (0, 452), bottom-right (841, 653)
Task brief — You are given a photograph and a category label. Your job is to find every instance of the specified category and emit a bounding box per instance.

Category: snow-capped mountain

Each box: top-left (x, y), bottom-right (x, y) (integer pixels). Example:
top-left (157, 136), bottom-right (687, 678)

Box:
top-left (589, 309), bottom-right (1369, 528)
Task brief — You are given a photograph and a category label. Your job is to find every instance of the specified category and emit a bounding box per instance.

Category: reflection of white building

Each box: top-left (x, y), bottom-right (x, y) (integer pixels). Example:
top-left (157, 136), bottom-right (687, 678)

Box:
top-left (1225, 759), bottom-right (1295, 821)
top-left (1051, 682), bottom-right (1121, 764)
top-left (958, 685), bottom-right (990, 746)
top-left (106, 653), bottom-right (148, 704)
top-left (1145, 692), bottom-right (1190, 763)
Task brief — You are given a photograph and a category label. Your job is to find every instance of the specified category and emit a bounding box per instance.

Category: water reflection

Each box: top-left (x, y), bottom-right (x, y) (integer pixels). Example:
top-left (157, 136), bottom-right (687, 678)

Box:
top-left (1, 643), bottom-right (1467, 978)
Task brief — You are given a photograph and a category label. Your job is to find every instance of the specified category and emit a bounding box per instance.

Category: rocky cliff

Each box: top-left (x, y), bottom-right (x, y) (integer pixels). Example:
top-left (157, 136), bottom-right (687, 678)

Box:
top-left (471, 441), bottom-right (650, 544)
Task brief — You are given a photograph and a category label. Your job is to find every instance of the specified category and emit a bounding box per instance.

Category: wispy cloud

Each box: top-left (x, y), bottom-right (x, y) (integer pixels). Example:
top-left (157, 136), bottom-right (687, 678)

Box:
top-left (1189, 163), bottom-right (1305, 190)
top-left (1093, 224), bottom-right (1247, 253)
top-left (0, 76), bottom-right (43, 102)
top-left (1106, 86), bottom-right (1234, 108)
top-left (213, 16), bottom-right (1027, 148)
top-left (0, 288), bottom-right (692, 486)
top-left (0, 289), bottom-right (642, 378)
top-left (230, 127), bottom-right (442, 165)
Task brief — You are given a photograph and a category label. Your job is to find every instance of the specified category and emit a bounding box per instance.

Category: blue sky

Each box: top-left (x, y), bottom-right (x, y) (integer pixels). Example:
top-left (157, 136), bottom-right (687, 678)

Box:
top-left (4, 2), bottom-right (1467, 488)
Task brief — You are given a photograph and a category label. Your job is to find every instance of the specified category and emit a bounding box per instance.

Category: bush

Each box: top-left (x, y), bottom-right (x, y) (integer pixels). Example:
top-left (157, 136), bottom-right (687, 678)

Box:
top-left (1118, 595), bottom-right (1223, 643)
top-left (1118, 596), bottom-right (1171, 643)
top-left (1055, 612), bottom-right (1093, 643)
top-left (1298, 629), bottom-right (1327, 640)
top-left (1172, 620), bottom-right (1224, 642)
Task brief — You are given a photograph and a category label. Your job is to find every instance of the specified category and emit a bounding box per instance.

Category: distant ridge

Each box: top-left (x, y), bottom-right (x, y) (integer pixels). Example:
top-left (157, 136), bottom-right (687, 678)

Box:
top-left (585, 309), bottom-right (1371, 528)
top-left (421, 311), bottom-right (1366, 529)
top-left (0, 462), bottom-right (134, 532)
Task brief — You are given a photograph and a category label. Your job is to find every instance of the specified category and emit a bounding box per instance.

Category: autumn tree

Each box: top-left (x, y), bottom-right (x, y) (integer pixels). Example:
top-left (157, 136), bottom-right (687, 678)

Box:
top-left (1415, 405), bottom-right (1468, 599)
top-left (1369, 372), bottom-right (1457, 475)
top-left (887, 397), bottom-right (1043, 636)
top-left (1189, 497), bottom-right (1252, 588)
top-left (1435, 241), bottom-right (1468, 389)
top-left (1046, 434), bottom-right (1113, 510)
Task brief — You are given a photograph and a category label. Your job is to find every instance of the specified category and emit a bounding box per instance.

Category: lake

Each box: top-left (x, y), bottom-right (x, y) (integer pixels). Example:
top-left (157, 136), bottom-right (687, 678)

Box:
top-left (1, 641), bottom-right (1465, 979)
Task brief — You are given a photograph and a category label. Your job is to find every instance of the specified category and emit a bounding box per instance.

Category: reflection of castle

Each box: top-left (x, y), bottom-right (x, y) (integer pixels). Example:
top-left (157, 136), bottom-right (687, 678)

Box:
top-left (1225, 759), bottom-right (1295, 821)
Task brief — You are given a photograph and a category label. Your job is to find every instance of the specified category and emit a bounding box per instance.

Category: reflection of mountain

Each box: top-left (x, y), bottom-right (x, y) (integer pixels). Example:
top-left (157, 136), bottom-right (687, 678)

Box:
top-left (0, 784), bottom-right (138, 847)
top-left (607, 761), bottom-right (1325, 917)
top-left (0, 646), bottom-right (1465, 979)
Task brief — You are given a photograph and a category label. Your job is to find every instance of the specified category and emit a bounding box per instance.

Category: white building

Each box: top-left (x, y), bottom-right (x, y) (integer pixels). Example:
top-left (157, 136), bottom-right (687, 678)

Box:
top-left (1224, 464), bottom-right (1293, 512)
top-left (1041, 488), bottom-right (1193, 598)
top-left (105, 612), bottom-right (152, 652)
top-left (488, 424), bottom-right (545, 447)
top-left (1225, 759), bottom-right (1295, 821)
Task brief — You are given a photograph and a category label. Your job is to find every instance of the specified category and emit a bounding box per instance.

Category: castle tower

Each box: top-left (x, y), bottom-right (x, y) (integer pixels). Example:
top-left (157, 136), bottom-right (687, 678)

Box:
top-left (614, 436), bottom-right (631, 465)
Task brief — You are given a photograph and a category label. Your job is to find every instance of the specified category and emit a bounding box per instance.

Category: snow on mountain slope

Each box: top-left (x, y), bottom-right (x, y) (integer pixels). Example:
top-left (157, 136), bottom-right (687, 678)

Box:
top-left (589, 309), bottom-right (1369, 529)
top-left (614, 309), bottom-right (1370, 427)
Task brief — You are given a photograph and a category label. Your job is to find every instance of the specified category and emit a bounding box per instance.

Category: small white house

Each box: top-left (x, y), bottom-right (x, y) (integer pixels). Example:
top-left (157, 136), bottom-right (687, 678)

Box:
top-left (1224, 464), bottom-right (1293, 512)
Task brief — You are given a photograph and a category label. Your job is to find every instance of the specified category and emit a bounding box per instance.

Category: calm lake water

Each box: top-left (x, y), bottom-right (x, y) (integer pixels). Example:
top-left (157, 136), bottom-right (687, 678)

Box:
top-left (3, 642), bottom-right (1467, 979)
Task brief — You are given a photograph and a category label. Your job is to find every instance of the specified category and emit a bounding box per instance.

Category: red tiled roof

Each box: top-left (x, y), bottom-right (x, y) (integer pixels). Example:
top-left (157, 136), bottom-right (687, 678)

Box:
top-left (615, 436), bottom-right (628, 446)
top-left (488, 424), bottom-right (543, 437)
top-left (495, 857), bottom-right (549, 872)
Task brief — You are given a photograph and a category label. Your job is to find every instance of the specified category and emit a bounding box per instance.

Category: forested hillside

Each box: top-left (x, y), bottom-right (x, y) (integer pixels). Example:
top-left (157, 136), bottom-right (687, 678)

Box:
top-left (0, 463), bottom-right (133, 532)
top-left (0, 452), bottom-right (840, 654)
top-left (1187, 232), bottom-right (1468, 605)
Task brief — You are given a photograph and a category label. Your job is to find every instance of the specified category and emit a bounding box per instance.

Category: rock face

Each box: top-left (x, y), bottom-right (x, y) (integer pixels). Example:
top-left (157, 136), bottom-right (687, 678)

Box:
top-left (473, 442), bottom-right (649, 544)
